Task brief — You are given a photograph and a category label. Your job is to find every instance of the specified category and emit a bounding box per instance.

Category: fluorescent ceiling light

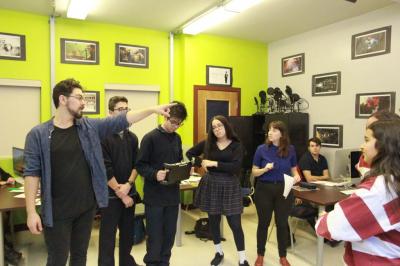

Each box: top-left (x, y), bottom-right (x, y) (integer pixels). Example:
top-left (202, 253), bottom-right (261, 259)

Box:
top-left (224, 0), bottom-right (262, 12)
top-left (182, 0), bottom-right (262, 35)
top-left (67, 0), bottom-right (96, 20)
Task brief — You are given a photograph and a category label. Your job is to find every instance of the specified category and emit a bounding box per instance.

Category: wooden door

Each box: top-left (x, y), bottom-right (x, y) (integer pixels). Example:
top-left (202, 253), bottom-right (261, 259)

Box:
top-left (194, 85), bottom-right (241, 144)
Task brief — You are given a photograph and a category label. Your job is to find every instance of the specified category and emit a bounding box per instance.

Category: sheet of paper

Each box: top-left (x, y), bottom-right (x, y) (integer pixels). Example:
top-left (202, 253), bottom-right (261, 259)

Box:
top-left (341, 189), bottom-right (357, 195)
top-left (14, 193), bottom-right (25, 198)
top-left (311, 180), bottom-right (350, 187)
top-left (283, 174), bottom-right (295, 199)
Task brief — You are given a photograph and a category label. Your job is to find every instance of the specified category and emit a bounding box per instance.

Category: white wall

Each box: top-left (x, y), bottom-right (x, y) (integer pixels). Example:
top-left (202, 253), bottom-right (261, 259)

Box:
top-left (268, 4), bottom-right (400, 173)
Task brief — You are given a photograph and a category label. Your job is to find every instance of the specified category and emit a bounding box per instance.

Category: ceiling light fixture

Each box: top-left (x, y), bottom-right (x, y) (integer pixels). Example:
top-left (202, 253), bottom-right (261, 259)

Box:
top-left (67, 0), bottom-right (97, 20)
top-left (182, 0), bottom-right (262, 35)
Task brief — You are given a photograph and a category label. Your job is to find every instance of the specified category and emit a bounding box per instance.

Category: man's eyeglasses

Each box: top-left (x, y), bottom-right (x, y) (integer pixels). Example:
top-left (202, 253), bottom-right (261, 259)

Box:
top-left (168, 118), bottom-right (183, 127)
top-left (68, 94), bottom-right (85, 101)
top-left (114, 107), bottom-right (131, 112)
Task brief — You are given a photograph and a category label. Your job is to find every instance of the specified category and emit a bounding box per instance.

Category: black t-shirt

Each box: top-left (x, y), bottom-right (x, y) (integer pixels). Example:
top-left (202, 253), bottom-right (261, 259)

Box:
top-left (51, 125), bottom-right (95, 220)
top-left (298, 151), bottom-right (328, 177)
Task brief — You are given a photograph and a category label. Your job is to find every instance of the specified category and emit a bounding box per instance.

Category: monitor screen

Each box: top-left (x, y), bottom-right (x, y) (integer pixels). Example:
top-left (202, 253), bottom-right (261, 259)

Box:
top-left (12, 147), bottom-right (25, 176)
top-left (350, 150), bottom-right (362, 178)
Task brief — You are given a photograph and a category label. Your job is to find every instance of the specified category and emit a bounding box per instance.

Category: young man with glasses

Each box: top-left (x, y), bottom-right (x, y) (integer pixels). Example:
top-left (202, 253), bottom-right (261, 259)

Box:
top-left (98, 96), bottom-right (141, 266)
top-left (23, 78), bottom-right (174, 266)
top-left (136, 101), bottom-right (187, 266)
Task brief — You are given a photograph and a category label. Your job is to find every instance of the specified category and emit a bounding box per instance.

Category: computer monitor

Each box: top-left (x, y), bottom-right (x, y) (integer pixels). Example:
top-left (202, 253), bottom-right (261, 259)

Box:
top-left (350, 150), bottom-right (362, 178)
top-left (12, 147), bottom-right (25, 177)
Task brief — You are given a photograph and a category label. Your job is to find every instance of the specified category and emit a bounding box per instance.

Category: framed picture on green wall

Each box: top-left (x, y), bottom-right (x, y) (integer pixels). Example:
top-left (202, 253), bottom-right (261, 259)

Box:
top-left (206, 65), bottom-right (232, 86)
top-left (0, 32), bottom-right (26, 61)
top-left (82, 91), bottom-right (100, 114)
top-left (61, 38), bottom-right (99, 65)
top-left (115, 43), bottom-right (149, 68)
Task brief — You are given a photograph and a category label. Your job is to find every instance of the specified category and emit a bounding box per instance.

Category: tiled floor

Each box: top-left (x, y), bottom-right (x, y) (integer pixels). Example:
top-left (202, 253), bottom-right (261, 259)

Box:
top-left (12, 204), bottom-right (344, 265)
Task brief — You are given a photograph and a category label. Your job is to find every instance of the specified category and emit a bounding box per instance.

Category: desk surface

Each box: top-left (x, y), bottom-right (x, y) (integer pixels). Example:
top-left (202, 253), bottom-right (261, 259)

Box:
top-left (0, 185), bottom-right (26, 212)
top-left (179, 182), bottom-right (199, 191)
top-left (293, 184), bottom-right (349, 206)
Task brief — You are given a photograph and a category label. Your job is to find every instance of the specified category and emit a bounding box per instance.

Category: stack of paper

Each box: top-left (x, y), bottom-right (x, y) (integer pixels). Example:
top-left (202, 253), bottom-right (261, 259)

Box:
top-left (311, 180), bottom-right (350, 187)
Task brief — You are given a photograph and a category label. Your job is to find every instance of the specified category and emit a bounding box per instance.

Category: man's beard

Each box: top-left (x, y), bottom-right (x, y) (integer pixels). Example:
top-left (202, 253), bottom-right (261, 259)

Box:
top-left (67, 105), bottom-right (83, 119)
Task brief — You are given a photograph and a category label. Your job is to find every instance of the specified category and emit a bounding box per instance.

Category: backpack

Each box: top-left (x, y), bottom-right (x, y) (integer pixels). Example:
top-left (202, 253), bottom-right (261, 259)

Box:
top-left (133, 214), bottom-right (146, 245)
top-left (194, 218), bottom-right (213, 241)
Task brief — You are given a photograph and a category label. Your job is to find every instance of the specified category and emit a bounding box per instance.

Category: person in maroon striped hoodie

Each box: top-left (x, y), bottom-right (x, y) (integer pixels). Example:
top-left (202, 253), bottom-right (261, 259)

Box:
top-left (316, 119), bottom-right (400, 265)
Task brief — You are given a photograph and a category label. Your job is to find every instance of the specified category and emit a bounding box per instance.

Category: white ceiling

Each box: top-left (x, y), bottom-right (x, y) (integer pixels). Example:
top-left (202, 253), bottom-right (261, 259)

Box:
top-left (0, 0), bottom-right (396, 43)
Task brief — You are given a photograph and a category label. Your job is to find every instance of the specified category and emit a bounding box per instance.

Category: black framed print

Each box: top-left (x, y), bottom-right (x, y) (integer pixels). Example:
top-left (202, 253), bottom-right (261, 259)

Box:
top-left (312, 71), bottom-right (341, 96)
top-left (82, 91), bottom-right (100, 114)
top-left (115, 43), bottom-right (149, 68)
top-left (61, 38), bottom-right (99, 65)
top-left (351, 26), bottom-right (391, 60)
top-left (355, 91), bottom-right (396, 118)
top-left (282, 53), bottom-right (304, 77)
top-left (0, 32), bottom-right (26, 61)
top-left (206, 65), bottom-right (232, 86)
top-left (314, 124), bottom-right (343, 148)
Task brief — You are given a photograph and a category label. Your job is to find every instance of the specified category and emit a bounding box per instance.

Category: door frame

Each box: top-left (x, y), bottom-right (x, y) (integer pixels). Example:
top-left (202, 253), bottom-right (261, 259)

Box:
top-left (193, 85), bottom-right (241, 144)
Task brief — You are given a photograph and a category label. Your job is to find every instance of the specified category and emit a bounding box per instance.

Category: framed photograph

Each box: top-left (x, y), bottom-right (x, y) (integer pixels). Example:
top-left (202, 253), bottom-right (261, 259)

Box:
top-left (0, 32), bottom-right (26, 60)
top-left (282, 53), bottom-right (304, 77)
top-left (115, 43), bottom-right (149, 68)
top-left (313, 125), bottom-right (343, 148)
top-left (206, 65), bottom-right (232, 86)
top-left (355, 92), bottom-right (396, 118)
top-left (351, 26), bottom-right (391, 60)
top-left (61, 38), bottom-right (99, 64)
top-left (312, 71), bottom-right (341, 96)
top-left (82, 91), bottom-right (100, 114)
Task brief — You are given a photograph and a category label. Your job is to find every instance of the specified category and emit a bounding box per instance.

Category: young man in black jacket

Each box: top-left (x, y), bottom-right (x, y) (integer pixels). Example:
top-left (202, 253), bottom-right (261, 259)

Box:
top-left (98, 96), bottom-right (141, 266)
top-left (136, 101), bottom-right (187, 266)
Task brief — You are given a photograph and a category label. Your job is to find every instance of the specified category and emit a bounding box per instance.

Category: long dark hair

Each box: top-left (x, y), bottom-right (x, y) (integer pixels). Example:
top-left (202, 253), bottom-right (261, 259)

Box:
top-left (266, 120), bottom-right (290, 157)
top-left (367, 120), bottom-right (400, 197)
top-left (204, 115), bottom-right (240, 158)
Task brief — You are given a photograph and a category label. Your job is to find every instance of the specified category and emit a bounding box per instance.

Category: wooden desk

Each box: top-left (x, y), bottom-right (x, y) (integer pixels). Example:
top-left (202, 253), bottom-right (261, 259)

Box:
top-left (293, 185), bottom-right (349, 266)
top-left (0, 185), bottom-right (26, 266)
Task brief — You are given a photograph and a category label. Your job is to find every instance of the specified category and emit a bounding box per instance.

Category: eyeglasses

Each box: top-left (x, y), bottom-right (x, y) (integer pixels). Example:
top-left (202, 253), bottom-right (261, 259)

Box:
top-left (212, 124), bottom-right (224, 130)
top-left (168, 118), bottom-right (184, 127)
top-left (67, 94), bottom-right (85, 101)
top-left (114, 107), bottom-right (131, 112)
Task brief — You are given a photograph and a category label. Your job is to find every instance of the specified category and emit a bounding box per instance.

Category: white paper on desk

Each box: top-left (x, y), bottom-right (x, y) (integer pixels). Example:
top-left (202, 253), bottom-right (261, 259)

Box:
top-left (14, 193), bottom-right (25, 198)
top-left (283, 174), bottom-right (295, 199)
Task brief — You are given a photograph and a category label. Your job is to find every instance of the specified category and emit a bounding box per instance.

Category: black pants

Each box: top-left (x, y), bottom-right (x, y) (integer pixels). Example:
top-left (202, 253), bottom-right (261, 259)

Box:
top-left (98, 198), bottom-right (137, 266)
top-left (208, 214), bottom-right (245, 251)
top-left (144, 204), bottom-right (178, 266)
top-left (43, 207), bottom-right (95, 266)
top-left (254, 182), bottom-right (294, 257)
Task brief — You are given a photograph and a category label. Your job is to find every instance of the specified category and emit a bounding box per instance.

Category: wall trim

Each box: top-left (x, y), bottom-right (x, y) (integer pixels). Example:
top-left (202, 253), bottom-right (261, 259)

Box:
top-left (104, 83), bottom-right (160, 92)
top-left (0, 79), bottom-right (41, 88)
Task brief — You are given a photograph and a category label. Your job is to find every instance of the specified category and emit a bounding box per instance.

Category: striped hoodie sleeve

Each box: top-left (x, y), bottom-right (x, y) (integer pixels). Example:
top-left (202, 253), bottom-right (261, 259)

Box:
top-left (315, 176), bottom-right (400, 242)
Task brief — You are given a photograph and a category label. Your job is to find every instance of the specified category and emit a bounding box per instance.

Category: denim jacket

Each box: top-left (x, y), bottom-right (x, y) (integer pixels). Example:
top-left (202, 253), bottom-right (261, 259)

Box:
top-left (23, 114), bottom-right (129, 227)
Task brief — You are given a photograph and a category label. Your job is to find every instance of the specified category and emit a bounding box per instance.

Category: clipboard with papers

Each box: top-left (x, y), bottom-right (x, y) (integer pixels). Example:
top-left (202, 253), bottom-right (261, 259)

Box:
top-left (161, 161), bottom-right (192, 185)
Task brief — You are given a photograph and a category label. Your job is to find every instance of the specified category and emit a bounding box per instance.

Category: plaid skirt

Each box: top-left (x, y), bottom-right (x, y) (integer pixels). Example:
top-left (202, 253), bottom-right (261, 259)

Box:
top-left (194, 172), bottom-right (243, 216)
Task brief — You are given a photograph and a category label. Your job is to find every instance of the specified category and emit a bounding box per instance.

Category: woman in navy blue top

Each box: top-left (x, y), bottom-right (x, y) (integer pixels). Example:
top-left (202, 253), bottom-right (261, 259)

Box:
top-left (252, 121), bottom-right (301, 266)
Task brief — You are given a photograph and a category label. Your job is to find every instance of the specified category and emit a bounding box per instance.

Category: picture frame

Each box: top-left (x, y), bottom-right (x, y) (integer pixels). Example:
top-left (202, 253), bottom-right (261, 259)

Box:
top-left (313, 124), bottom-right (343, 148)
top-left (60, 38), bottom-right (99, 65)
top-left (206, 65), bottom-right (232, 86)
top-left (355, 92), bottom-right (396, 118)
top-left (82, 91), bottom-right (100, 114)
top-left (351, 26), bottom-right (391, 60)
top-left (0, 32), bottom-right (26, 61)
top-left (312, 71), bottom-right (341, 96)
top-left (282, 53), bottom-right (304, 77)
top-left (115, 43), bottom-right (149, 68)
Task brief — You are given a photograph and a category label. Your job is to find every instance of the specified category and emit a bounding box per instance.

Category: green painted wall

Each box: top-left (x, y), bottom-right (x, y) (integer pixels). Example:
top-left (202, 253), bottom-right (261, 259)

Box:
top-left (0, 8), bottom-right (269, 193)
top-left (55, 18), bottom-right (171, 118)
top-left (174, 34), bottom-right (268, 145)
top-left (0, 9), bottom-right (50, 121)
